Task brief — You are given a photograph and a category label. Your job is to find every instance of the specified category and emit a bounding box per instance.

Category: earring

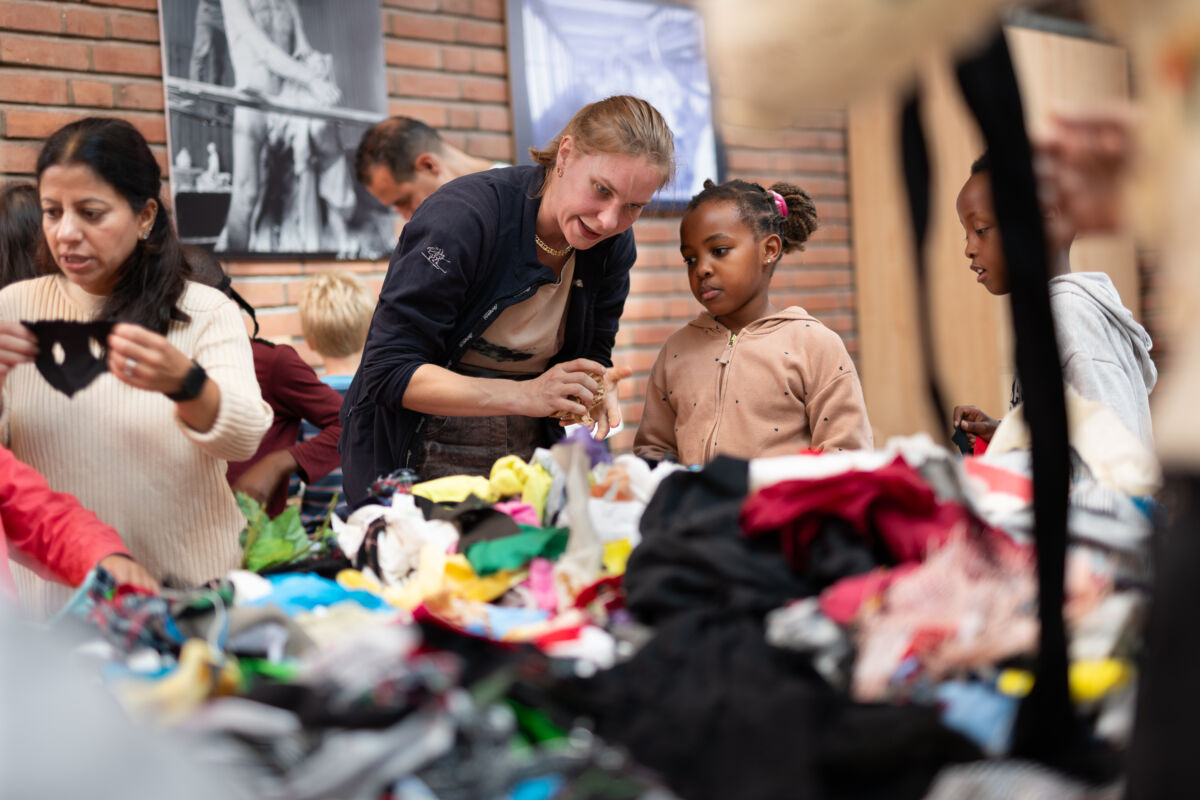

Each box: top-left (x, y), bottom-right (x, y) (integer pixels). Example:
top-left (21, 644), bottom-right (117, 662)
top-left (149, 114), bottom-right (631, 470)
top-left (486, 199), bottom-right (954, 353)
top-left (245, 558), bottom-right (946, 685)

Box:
top-left (556, 166), bottom-right (564, 178)
top-left (141, 229), bottom-right (151, 241)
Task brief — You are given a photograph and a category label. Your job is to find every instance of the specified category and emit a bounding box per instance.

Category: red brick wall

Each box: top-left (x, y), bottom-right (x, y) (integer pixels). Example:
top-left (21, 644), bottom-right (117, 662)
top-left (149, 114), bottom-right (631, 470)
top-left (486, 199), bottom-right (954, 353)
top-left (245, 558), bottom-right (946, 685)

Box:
top-left (0, 0), bottom-right (857, 454)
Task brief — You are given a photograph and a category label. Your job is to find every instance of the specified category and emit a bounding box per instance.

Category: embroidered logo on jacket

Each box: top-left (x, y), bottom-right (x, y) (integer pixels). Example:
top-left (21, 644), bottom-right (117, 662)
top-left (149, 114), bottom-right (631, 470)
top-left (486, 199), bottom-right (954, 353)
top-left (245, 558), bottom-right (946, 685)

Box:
top-left (422, 246), bottom-right (450, 274)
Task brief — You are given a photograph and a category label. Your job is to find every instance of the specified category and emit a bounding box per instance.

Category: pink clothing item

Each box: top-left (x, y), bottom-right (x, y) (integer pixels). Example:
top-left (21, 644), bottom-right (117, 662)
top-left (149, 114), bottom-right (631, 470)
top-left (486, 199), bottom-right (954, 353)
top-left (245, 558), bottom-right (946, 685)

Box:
top-left (529, 558), bottom-right (558, 612)
top-left (818, 564), bottom-right (918, 625)
top-left (493, 500), bottom-right (541, 527)
top-left (0, 444), bottom-right (129, 602)
top-left (634, 308), bottom-right (873, 466)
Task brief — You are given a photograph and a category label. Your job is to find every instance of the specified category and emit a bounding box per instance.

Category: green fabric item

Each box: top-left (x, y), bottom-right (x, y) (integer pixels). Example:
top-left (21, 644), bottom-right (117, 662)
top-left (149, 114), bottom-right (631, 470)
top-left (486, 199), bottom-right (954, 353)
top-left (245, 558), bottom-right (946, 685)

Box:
top-left (506, 698), bottom-right (566, 743)
top-left (465, 526), bottom-right (569, 576)
top-left (238, 657), bottom-right (301, 684)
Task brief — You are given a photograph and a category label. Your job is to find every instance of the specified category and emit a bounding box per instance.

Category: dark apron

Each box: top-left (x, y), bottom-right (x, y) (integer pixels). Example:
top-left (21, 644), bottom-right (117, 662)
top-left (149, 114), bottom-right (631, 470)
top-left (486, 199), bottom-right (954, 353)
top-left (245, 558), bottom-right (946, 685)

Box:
top-left (409, 363), bottom-right (552, 481)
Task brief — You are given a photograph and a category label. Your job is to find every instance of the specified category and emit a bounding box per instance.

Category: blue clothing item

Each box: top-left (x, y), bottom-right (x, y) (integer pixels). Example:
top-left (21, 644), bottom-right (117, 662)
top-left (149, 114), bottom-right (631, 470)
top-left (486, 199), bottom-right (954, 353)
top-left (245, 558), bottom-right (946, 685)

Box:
top-left (244, 573), bottom-right (389, 616)
top-left (297, 374), bottom-right (352, 531)
top-left (339, 165), bottom-right (636, 506)
top-left (509, 776), bottom-right (565, 800)
top-left (463, 605), bottom-right (550, 640)
top-left (935, 680), bottom-right (1020, 757)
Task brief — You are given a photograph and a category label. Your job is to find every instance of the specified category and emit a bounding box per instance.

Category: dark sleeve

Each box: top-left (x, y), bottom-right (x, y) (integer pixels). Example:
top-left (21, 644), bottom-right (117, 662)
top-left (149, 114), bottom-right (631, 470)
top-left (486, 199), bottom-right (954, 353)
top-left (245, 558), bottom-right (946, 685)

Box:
top-left (357, 178), bottom-right (497, 411)
top-left (269, 345), bottom-right (345, 483)
top-left (585, 230), bottom-right (636, 366)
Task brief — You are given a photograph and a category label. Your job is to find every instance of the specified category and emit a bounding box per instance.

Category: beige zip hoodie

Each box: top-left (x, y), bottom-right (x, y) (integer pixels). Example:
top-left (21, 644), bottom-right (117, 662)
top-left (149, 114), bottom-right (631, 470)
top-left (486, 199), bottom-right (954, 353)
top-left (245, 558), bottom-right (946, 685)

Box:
top-left (633, 307), bottom-right (873, 466)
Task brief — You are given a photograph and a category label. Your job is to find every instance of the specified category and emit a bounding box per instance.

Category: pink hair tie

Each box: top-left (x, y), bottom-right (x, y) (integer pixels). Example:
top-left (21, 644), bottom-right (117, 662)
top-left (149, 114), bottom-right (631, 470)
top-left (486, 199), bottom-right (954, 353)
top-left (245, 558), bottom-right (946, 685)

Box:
top-left (768, 189), bottom-right (789, 218)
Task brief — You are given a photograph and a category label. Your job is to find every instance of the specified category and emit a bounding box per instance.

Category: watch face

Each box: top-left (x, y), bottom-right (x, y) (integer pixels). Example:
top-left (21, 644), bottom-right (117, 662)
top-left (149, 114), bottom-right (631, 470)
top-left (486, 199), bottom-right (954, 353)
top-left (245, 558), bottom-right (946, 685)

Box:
top-left (170, 361), bottom-right (207, 401)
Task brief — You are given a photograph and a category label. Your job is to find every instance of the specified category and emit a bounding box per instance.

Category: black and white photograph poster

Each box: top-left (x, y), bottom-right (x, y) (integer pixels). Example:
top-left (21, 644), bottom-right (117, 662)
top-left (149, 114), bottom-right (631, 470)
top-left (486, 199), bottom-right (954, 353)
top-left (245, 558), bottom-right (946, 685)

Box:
top-left (158, 0), bottom-right (392, 259)
top-left (507, 0), bottom-right (721, 208)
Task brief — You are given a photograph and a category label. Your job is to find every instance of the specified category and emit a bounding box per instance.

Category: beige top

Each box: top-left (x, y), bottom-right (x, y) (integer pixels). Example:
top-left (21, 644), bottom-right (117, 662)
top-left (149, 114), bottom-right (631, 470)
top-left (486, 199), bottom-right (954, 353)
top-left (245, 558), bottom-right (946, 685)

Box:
top-left (0, 276), bottom-right (271, 619)
top-left (459, 254), bottom-right (575, 375)
top-left (634, 307), bottom-right (874, 466)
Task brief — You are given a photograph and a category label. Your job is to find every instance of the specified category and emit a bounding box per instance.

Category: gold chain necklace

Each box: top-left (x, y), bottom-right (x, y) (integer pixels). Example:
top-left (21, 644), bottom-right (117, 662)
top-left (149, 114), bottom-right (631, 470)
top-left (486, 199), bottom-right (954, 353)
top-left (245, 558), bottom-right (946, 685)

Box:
top-left (534, 233), bottom-right (573, 257)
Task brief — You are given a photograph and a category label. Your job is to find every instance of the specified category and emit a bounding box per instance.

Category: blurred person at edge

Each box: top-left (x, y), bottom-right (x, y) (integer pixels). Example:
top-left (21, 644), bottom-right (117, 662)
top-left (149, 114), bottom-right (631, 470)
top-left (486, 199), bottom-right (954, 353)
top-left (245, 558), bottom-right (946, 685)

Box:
top-left (0, 184), bottom-right (47, 288)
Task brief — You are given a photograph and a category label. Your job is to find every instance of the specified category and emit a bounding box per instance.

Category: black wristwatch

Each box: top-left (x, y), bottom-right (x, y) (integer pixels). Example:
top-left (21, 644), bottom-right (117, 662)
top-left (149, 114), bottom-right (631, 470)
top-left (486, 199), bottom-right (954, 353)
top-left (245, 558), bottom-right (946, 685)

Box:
top-left (165, 360), bottom-right (207, 402)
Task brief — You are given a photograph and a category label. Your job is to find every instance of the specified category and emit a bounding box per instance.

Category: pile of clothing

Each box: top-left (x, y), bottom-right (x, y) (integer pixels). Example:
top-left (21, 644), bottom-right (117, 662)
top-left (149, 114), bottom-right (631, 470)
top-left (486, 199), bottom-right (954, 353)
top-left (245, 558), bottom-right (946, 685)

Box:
top-left (52, 420), bottom-right (1153, 799)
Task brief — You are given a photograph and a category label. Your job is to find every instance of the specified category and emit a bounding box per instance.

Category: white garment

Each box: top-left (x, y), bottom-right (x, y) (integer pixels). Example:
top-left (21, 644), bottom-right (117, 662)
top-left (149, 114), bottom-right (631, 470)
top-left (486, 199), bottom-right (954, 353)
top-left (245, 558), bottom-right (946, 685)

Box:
top-left (1048, 272), bottom-right (1156, 449)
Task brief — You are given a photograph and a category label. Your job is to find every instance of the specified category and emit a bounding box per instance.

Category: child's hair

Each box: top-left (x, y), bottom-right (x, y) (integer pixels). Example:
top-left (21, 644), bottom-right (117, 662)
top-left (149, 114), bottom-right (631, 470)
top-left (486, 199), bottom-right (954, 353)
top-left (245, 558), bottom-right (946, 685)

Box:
top-left (686, 178), bottom-right (819, 255)
top-left (298, 271), bottom-right (374, 358)
top-left (970, 151), bottom-right (991, 175)
top-left (0, 183), bottom-right (44, 288)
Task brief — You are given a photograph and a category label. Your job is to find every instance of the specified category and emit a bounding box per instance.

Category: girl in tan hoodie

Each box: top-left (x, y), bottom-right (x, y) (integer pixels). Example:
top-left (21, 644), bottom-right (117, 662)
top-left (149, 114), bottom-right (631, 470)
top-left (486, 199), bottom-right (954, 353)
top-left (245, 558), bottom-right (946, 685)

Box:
top-left (634, 179), bottom-right (873, 466)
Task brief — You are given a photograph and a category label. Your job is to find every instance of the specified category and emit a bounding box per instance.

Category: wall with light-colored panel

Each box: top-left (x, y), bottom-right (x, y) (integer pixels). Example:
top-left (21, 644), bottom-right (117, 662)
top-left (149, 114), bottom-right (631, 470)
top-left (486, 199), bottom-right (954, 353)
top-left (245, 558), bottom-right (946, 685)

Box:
top-left (850, 25), bottom-right (1133, 444)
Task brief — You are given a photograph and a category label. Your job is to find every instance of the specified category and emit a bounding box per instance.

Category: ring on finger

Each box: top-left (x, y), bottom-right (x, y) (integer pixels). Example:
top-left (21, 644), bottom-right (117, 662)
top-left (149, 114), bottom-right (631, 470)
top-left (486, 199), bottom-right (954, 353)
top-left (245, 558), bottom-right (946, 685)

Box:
top-left (124, 356), bottom-right (137, 377)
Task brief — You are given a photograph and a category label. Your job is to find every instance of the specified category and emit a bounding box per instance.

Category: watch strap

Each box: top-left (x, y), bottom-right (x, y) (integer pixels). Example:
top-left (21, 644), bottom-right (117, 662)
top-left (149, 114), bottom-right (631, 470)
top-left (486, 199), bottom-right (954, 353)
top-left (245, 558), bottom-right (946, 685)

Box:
top-left (165, 360), bottom-right (207, 402)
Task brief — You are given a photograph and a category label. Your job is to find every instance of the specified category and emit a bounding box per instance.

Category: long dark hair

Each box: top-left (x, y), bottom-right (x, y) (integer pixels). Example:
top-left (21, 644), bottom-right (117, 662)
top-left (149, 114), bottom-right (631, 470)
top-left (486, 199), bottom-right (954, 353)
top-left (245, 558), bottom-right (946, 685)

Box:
top-left (36, 117), bottom-right (189, 333)
top-left (0, 183), bottom-right (46, 288)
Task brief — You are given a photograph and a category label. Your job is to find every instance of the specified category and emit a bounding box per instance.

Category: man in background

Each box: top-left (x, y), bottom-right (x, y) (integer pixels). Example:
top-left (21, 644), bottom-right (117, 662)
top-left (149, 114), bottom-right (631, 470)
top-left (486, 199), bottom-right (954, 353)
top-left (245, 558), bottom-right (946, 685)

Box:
top-left (355, 116), bottom-right (505, 220)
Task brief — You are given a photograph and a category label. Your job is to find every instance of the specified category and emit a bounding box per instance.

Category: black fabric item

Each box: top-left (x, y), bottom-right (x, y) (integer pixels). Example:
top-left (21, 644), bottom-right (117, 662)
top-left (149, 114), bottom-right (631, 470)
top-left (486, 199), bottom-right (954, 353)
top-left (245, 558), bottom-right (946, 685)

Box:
top-left (626, 456), bottom-right (813, 623)
top-left (353, 515), bottom-right (387, 576)
top-left (243, 681), bottom-right (417, 730)
top-left (558, 610), bottom-right (979, 800)
top-left (257, 553), bottom-right (351, 579)
top-left (1126, 472), bottom-right (1200, 799)
top-left (900, 93), bottom-right (954, 447)
top-left (410, 494), bottom-right (521, 552)
top-left (954, 29), bottom-right (1075, 772)
top-left (23, 319), bottom-right (114, 397)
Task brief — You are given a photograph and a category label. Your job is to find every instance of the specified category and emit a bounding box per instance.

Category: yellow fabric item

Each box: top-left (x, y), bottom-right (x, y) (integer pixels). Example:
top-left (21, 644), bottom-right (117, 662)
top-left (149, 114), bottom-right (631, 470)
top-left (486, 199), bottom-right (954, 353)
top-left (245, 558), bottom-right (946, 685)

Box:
top-left (490, 455), bottom-right (529, 498)
top-left (411, 475), bottom-right (497, 504)
top-left (383, 545), bottom-right (527, 610)
top-left (486, 455), bottom-right (553, 522)
top-left (444, 553), bottom-right (526, 602)
top-left (1070, 659), bottom-right (1134, 702)
top-left (117, 639), bottom-right (240, 723)
top-left (603, 539), bottom-right (633, 575)
top-left (521, 463), bottom-right (553, 521)
top-left (998, 659), bottom-right (1134, 703)
top-left (384, 544), bottom-right (449, 610)
top-left (337, 568), bottom-right (384, 595)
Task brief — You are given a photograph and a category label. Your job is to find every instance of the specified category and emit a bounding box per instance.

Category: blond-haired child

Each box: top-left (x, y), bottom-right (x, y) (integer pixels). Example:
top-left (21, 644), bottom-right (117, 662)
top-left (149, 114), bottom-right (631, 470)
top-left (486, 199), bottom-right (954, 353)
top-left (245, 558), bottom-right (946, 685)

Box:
top-left (296, 271), bottom-right (376, 527)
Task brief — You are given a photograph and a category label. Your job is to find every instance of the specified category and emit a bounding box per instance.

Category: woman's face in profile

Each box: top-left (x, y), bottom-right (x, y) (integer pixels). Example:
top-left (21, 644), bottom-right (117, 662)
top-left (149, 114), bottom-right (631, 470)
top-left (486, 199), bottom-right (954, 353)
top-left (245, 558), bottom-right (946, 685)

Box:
top-left (549, 138), bottom-right (662, 250)
top-left (39, 163), bottom-right (156, 296)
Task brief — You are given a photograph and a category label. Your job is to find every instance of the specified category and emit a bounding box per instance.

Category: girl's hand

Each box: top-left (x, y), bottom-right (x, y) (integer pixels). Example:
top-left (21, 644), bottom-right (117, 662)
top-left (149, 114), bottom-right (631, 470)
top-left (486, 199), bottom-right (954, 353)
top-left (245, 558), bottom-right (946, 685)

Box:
top-left (591, 365), bottom-right (633, 440)
top-left (0, 321), bottom-right (38, 382)
top-left (525, 358), bottom-right (604, 418)
top-left (106, 322), bottom-right (194, 396)
top-left (952, 404), bottom-right (999, 447)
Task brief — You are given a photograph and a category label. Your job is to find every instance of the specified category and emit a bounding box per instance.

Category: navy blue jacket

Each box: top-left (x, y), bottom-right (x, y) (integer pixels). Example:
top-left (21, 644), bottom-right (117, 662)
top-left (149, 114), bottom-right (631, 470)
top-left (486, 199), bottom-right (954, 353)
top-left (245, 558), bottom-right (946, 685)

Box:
top-left (340, 165), bottom-right (636, 504)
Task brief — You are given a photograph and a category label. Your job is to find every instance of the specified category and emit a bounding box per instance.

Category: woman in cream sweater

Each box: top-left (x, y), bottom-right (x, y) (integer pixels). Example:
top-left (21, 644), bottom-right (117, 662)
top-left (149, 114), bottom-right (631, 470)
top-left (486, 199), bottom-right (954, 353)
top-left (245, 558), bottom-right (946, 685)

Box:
top-left (0, 117), bottom-right (271, 619)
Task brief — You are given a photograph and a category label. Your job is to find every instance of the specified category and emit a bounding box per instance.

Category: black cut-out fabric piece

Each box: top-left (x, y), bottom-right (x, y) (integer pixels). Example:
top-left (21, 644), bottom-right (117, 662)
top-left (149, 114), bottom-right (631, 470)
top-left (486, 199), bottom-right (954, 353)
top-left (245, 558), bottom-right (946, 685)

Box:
top-left (22, 320), bottom-right (115, 398)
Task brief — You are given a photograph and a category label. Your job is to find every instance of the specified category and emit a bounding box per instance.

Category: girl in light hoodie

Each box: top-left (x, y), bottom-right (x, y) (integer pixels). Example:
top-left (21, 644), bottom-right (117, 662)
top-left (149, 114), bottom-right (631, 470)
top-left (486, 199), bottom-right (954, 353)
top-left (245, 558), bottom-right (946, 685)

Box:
top-left (634, 179), bottom-right (873, 466)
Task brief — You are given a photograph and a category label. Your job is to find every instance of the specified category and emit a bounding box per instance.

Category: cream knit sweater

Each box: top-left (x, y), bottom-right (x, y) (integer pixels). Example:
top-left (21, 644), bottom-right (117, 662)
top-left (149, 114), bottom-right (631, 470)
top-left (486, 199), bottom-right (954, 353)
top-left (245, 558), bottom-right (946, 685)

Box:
top-left (0, 276), bottom-right (271, 619)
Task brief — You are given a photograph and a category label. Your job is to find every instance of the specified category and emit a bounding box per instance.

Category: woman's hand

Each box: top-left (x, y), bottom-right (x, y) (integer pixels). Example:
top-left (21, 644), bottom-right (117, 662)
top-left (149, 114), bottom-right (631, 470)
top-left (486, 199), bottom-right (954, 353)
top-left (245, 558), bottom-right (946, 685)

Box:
top-left (953, 404), bottom-right (999, 448)
top-left (107, 322), bottom-right (194, 396)
top-left (97, 554), bottom-right (161, 593)
top-left (591, 365), bottom-right (633, 440)
top-left (0, 321), bottom-right (38, 383)
top-left (524, 358), bottom-right (605, 419)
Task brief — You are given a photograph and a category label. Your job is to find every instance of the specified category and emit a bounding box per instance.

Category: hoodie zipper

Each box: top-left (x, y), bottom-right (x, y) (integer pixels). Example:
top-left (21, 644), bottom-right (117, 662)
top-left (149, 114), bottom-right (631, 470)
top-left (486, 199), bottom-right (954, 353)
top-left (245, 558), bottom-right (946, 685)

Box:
top-left (703, 330), bottom-right (738, 461)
